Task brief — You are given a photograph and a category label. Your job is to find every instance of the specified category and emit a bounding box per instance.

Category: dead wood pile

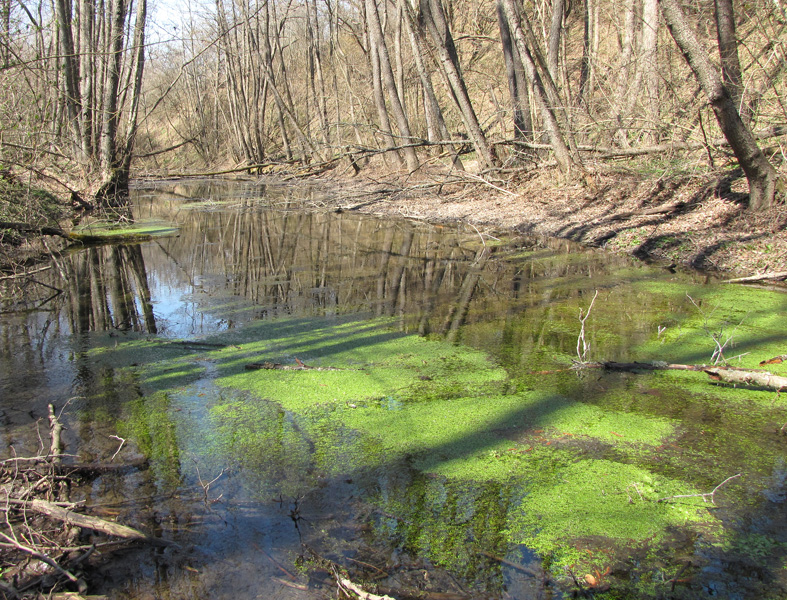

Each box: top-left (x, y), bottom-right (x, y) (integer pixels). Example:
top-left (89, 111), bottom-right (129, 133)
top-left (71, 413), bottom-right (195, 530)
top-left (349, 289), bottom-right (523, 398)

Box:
top-left (0, 405), bottom-right (158, 600)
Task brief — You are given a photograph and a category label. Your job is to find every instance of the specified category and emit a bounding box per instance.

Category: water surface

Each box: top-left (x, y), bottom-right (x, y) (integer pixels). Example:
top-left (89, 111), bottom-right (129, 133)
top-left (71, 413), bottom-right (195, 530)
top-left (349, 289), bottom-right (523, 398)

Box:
top-left (2, 179), bottom-right (786, 599)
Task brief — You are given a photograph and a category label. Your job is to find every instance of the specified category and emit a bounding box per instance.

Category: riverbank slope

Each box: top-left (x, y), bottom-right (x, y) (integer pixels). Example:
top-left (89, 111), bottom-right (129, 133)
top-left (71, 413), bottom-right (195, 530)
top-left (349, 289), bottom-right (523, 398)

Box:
top-left (319, 165), bottom-right (786, 279)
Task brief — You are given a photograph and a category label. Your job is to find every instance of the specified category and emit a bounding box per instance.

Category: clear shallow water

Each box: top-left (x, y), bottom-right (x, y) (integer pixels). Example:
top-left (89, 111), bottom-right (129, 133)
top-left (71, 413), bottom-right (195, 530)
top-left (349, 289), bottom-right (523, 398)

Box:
top-left (1, 179), bottom-right (786, 599)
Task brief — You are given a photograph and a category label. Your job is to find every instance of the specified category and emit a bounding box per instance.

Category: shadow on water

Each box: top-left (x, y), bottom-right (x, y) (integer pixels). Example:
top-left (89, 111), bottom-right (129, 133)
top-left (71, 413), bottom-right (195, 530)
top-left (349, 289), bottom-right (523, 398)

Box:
top-left (1, 179), bottom-right (786, 599)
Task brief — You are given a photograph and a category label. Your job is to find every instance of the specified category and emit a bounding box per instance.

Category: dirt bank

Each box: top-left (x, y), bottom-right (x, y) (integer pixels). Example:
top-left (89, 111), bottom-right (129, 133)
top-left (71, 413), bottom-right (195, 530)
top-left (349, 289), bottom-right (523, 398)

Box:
top-left (318, 165), bottom-right (787, 280)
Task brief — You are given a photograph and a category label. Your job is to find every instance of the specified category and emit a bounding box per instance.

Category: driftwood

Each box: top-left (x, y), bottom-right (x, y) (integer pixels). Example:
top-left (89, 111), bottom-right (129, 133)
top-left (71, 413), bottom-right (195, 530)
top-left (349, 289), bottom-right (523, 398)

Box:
top-left (703, 367), bottom-right (787, 390)
top-left (585, 361), bottom-right (787, 391)
top-left (723, 271), bottom-right (787, 283)
top-left (24, 499), bottom-right (150, 540)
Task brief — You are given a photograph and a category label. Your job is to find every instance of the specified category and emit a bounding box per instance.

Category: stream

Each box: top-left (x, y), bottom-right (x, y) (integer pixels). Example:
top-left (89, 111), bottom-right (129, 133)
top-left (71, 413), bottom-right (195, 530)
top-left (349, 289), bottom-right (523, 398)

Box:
top-left (1, 179), bottom-right (786, 599)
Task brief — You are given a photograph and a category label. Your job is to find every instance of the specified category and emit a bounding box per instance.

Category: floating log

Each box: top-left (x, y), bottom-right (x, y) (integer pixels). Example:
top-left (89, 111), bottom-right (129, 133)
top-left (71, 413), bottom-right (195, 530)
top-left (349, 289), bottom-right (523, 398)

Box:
top-left (723, 271), bottom-right (787, 283)
top-left (703, 367), bottom-right (787, 391)
top-left (583, 361), bottom-right (787, 390)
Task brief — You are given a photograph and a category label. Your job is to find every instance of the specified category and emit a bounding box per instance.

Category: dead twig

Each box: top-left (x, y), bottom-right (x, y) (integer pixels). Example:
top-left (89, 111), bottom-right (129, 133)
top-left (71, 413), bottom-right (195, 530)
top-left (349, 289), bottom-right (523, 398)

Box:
top-left (194, 461), bottom-right (227, 504)
top-left (333, 564), bottom-right (397, 600)
top-left (108, 435), bottom-right (125, 462)
top-left (658, 474), bottom-right (742, 505)
top-left (575, 290), bottom-right (599, 365)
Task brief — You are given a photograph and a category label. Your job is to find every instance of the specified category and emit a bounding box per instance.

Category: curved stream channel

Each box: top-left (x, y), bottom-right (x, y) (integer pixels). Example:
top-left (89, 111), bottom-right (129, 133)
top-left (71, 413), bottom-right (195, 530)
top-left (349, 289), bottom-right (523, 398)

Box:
top-left (2, 180), bottom-right (787, 599)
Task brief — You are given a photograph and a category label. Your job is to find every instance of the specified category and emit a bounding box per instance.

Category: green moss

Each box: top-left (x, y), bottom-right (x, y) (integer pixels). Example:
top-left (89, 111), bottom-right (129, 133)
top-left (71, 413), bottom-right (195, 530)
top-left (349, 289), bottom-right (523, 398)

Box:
top-left (185, 316), bottom-right (675, 483)
top-left (632, 282), bottom-right (787, 369)
top-left (100, 296), bottom-right (781, 589)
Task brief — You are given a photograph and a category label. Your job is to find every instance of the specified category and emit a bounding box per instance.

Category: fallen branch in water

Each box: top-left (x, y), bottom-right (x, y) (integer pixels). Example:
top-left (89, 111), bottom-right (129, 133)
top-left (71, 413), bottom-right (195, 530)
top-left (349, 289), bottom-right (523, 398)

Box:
top-left (335, 571), bottom-right (397, 600)
top-left (658, 474), bottom-right (742, 505)
top-left (0, 412), bottom-right (166, 596)
top-left (723, 271), bottom-right (787, 283)
top-left (24, 499), bottom-right (150, 541)
top-left (577, 361), bottom-right (787, 391)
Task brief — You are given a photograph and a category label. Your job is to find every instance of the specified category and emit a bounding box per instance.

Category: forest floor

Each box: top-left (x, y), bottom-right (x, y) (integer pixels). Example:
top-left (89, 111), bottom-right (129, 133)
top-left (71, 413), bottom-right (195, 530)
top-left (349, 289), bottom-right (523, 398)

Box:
top-left (317, 162), bottom-right (787, 280)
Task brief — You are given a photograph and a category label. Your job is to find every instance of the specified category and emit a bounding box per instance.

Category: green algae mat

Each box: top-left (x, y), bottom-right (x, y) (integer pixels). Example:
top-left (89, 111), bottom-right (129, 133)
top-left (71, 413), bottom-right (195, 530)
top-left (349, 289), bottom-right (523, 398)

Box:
top-left (102, 278), bottom-right (787, 597)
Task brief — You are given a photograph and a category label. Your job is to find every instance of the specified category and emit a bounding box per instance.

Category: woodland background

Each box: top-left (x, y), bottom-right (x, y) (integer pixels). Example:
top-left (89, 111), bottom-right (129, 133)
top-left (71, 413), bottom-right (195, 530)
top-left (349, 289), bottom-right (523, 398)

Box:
top-left (0, 0), bottom-right (785, 210)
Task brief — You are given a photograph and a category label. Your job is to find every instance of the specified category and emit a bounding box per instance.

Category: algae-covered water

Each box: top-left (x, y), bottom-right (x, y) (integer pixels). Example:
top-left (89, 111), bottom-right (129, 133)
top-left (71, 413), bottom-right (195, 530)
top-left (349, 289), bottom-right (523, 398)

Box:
top-left (2, 179), bottom-right (787, 599)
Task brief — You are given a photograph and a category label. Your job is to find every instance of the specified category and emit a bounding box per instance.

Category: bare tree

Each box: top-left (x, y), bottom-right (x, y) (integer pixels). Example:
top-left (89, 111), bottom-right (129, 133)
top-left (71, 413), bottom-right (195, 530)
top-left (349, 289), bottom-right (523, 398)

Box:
top-left (497, 0), bottom-right (533, 142)
top-left (420, 0), bottom-right (498, 168)
top-left (660, 0), bottom-right (779, 210)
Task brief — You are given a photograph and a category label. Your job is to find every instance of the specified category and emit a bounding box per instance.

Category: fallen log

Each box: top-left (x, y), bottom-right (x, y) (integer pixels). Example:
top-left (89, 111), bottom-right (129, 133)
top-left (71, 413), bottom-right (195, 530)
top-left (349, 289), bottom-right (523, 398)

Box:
top-left (25, 498), bottom-right (150, 541)
top-left (53, 458), bottom-right (149, 475)
top-left (0, 220), bottom-right (71, 240)
top-left (703, 367), bottom-right (787, 390)
top-left (584, 361), bottom-right (787, 391)
top-left (723, 271), bottom-right (787, 283)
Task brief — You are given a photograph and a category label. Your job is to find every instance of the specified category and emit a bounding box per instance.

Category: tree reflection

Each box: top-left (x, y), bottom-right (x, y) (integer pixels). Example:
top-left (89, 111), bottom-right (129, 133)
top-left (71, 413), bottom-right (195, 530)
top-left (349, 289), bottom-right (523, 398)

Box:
top-left (63, 244), bottom-right (157, 333)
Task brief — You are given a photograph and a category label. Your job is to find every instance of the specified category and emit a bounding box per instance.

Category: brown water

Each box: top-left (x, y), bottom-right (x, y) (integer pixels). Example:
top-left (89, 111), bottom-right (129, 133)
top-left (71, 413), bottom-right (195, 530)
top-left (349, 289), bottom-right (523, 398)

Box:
top-left (2, 179), bottom-right (786, 599)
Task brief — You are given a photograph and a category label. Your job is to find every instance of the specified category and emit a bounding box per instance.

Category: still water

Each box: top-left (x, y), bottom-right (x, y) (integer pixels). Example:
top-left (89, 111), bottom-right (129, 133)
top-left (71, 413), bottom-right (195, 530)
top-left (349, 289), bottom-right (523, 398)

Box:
top-left (1, 180), bottom-right (786, 599)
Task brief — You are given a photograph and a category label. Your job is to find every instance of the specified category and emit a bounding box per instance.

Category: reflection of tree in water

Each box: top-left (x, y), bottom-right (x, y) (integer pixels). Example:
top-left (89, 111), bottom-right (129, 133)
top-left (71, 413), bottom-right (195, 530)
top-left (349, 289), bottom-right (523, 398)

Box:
top-left (149, 200), bottom-right (643, 340)
top-left (64, 244), bottom-right (157, 333)
top-left (158, 209), bottom-right (506, 331)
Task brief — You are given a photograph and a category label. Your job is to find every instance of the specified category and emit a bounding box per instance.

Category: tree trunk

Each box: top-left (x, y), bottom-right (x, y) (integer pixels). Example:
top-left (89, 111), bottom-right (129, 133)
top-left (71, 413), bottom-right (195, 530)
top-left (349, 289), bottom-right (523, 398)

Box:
top-left (420, 0), bottom-right (498, 168)
top-left (499, 0), bottom-right (577, 174)
top-left (54, 0), bottom-right (83, 158)
top-left (611, 0), bottom-right (637, 146)
top-left (659, 0), bottom-right (779, 210)
top-left (714, 0), bottom-right (750, 125)
top-left (641, 0), bottom-right (660, 144)
top-left (400, 0), bottom-right (464, 169)
top-left (366, 0), bottom-right (420, 171)
top-left (497, 0), bottom-right (532, 141)
top-left (122, 0), bottom-right (147, 172)
top-left (364, 0), bottom-right (403, 167)
top-left (99, 0), bottom-right (126, 179)
top-left (547, 0), bottom-right (564, 84)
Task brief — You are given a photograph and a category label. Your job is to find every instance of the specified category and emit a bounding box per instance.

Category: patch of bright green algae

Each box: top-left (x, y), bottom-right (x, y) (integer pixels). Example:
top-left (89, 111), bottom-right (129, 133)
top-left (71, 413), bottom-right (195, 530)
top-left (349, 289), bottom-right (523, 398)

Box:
top-left (109, 312), bottom-right (725, 578)
top-left (508, 458), bottom-right (710, 567)
top-left (70, 218), bottom-right (178, 242)
top-left (158, 314), bottom-right (709, 572)
top-left (198, 316), bottom-right (675, 478)
top-left (633, 281), bottom-right (787, 369)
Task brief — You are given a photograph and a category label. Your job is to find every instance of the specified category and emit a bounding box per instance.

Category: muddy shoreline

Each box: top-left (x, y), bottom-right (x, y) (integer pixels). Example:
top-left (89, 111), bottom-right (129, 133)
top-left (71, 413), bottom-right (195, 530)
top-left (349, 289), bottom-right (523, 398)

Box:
top-left (311, 167), bottom-right (787, 280)
top-left (3, 168), bottom-right (786, 282)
